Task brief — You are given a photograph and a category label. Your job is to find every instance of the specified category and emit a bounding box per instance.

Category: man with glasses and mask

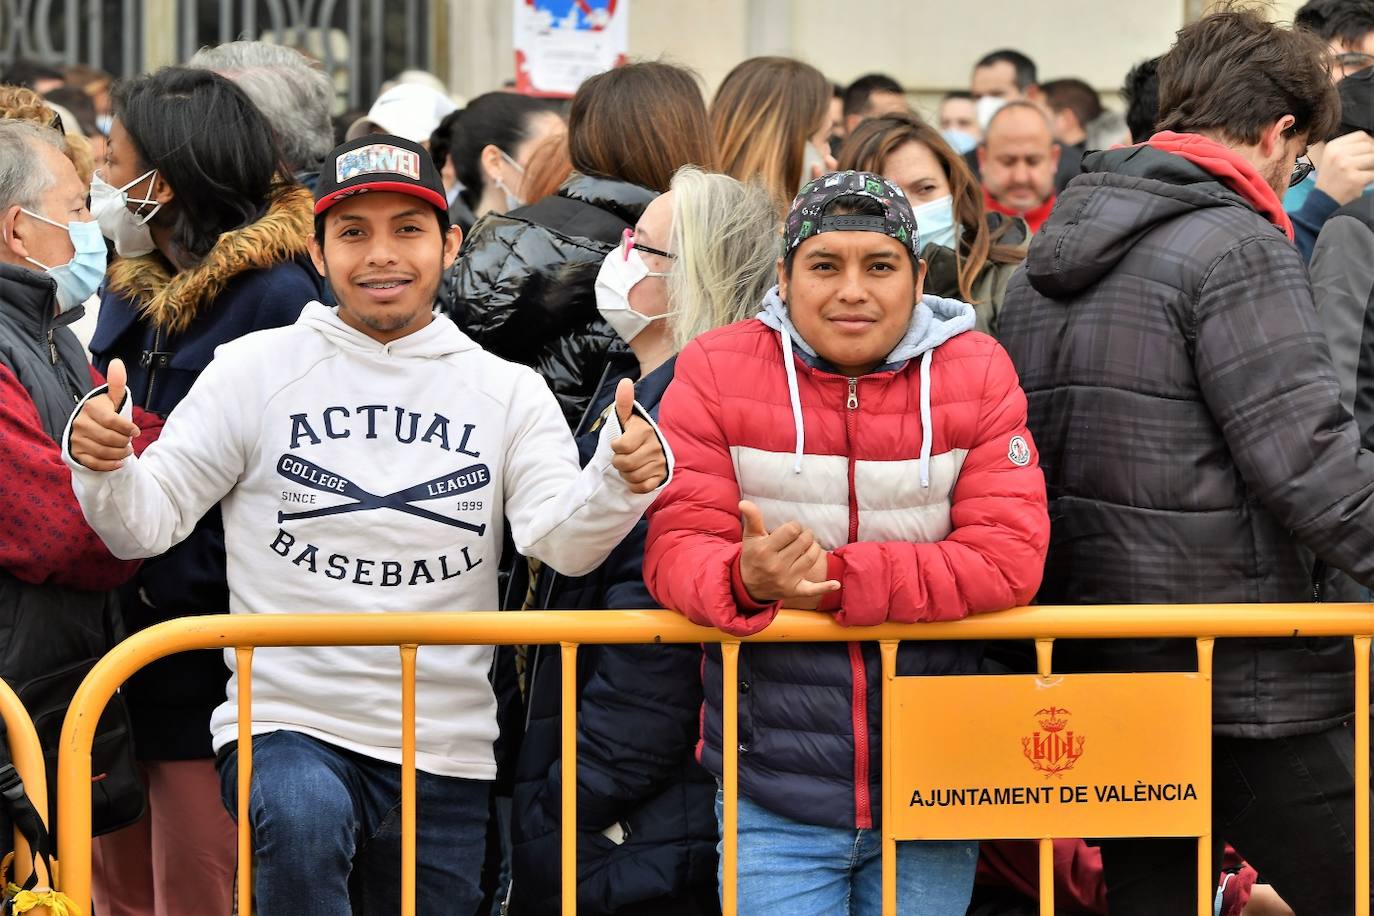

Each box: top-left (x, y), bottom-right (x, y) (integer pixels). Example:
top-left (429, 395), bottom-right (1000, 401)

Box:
top-left (1002, 8), bottom-right (1374, 913)
top-left (0, 119), bottom-right (158, 857)
top-left (1288, 0), bottom-right (1374, 259)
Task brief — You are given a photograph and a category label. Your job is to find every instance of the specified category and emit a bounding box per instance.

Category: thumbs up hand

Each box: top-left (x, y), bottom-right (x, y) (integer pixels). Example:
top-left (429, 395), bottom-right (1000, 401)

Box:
top-left (609, 378), bottom-right (668, 494)
top-left (738, 499), bottom-right (840, 606)
top-left (70, 358), bottom-right (140, 472)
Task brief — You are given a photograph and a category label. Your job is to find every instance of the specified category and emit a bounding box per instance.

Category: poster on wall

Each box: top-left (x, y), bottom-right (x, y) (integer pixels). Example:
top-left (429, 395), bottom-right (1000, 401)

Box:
top-left (514, 0), bottom-right (629, 97)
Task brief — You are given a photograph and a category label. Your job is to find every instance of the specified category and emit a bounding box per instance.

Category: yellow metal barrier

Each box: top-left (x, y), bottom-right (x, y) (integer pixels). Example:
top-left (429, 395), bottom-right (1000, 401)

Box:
top-left (52, 604), bottom-right (1374, 915)
top-left (0, 676), bottom-right (52, 890)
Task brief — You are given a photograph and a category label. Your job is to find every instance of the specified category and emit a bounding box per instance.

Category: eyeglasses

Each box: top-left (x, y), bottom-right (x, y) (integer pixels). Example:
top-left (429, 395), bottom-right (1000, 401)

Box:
top-left (621, 228), bottom-right (676, 262)
top-left (1290, 154), bottom-right (1315, 188)
top-left (1335, 52), bottom-right (1374, 80)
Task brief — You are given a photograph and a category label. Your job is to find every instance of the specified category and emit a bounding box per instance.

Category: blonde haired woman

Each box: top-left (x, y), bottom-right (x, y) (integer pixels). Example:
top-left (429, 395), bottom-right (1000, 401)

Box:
top-left (508, 166), bottom-right (777, 915)
top-left (710, 57), bottom-right (837, 216)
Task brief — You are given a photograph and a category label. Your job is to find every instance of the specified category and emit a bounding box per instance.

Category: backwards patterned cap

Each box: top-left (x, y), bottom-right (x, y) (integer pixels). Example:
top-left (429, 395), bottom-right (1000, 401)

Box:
top-left (783, 170), bottom-right (920, 259)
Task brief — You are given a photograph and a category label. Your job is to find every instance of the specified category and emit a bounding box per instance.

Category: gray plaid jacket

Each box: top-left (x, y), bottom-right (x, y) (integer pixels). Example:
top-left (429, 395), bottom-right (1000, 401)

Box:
top-left (1002, 145), bottom-right (1374, 738)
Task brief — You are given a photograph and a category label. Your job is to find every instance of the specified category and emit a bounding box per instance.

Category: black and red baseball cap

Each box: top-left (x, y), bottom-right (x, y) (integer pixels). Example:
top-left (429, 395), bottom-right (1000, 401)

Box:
top-left (314, 134), bottom-right (448, 217)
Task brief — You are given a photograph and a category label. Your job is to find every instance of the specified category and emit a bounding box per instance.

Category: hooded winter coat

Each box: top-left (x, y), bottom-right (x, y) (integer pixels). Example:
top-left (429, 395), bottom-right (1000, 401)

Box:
top-left (644, 292), bottom-right (1048, 830)
top-left (440, 173), bottom-right (658, 428)
top-left (88, 185), bottom-right (323, 759)
top-left (1000, 137), bottom-right (1374, 738)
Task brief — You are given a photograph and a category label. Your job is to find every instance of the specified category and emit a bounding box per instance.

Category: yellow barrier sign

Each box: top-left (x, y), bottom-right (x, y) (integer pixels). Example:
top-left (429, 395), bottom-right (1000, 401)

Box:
top-left (888, 673), bottom-right (1210, 840)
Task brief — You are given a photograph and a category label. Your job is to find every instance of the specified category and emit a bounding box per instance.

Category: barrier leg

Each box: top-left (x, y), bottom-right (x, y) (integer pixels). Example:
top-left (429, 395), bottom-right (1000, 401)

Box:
top-left (0, 680), bottom-right (49, 888)
top-left (401, 645), bottom-right (418, 916)
top-left (561, 643), bottom-right (578, 916)
top-left (1357, 636), bottom-right (1370, 916)
top-left (1196, 638), bottom-right (1215, 916)
top-left (1035, 639), bottom-right (1055, 916)
top-left (880, 640), bottom-right (898, 916)
top-left (722, 643), bottom-right (740, 916)
top-left (235, 647), bottom-right (254, 916)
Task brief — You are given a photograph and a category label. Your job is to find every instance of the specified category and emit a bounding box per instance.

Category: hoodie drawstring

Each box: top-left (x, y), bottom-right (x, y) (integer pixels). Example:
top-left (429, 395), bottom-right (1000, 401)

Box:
top-left (780, 329), bottom-right (805, 474)
top-left (778, 326), bottom-right (934, 484)
top-left (918, 349), bottom-right (933, 489)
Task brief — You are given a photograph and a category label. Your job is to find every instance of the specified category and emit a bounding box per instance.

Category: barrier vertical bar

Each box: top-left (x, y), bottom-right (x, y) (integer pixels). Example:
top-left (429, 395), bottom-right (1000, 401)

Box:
top-left (0, 679), bottom-right (48, 887)
top-left (235, 647), bottom-right (254, 914)
top-left (1356, 635), bottom-right (1370, 916)
top-left (400, 645), bottom-right (418, 916)
top-left (721, 642), bottom-right (740, 916)
top-left (561, 643), bottom-right (578, 916)
top-left (1035, 639), bottom-right (1055, 916)
top-left (1196, 638), bottom-right (1215, 916)
top-left (880, 640), bottom-right (899, 916)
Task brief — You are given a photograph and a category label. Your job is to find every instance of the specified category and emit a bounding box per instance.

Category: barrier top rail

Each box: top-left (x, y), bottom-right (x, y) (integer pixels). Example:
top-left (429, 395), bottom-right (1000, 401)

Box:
top-left (55, 605), bottom-right (1374, 914)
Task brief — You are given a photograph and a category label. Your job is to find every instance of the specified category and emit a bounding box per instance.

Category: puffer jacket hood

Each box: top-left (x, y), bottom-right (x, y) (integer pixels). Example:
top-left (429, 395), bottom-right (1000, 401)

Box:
top-left (103, 185), bottom-right (314, 334)
top-left (554, 172), bottom-right (658, 226)
top-left (440, 173), bottom-right (657, 428)
top-left (1025, 144), bottom-right (1259, 300)
top-left (756, 285), bottom-right (975, 482)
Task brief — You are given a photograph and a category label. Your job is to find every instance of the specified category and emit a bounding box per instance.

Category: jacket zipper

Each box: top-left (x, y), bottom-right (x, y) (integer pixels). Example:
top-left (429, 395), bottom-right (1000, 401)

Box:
top-left (144, 327), bottom-right (162, 407)
top-left (845, 376), bottom-right (873, 829)
top-left (44, 329), bottom-right (80, 404)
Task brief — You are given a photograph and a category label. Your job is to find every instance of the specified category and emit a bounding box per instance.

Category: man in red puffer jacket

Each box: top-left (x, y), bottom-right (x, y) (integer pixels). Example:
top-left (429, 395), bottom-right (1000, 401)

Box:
top-left (643, 170), bottom-right (1049, 915)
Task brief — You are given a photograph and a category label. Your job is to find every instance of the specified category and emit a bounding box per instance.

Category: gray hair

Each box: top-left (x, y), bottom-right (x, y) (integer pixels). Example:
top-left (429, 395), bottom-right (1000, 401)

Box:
top-left (667, 167), bottom-right (780, 352)
top-left (188, 40), bottom-right (335, 173)
top-left (0, 119), bottom-right (65, 213)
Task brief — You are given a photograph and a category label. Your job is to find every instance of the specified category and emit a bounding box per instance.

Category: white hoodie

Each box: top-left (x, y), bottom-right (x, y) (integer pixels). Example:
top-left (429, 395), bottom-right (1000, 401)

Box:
top-left (62, 303), bottom-right (672, 779)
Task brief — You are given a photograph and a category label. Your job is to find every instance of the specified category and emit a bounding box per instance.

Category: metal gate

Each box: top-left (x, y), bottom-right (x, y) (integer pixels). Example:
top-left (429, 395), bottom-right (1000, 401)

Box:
top-left (0, 0), bottom-right (444, 110)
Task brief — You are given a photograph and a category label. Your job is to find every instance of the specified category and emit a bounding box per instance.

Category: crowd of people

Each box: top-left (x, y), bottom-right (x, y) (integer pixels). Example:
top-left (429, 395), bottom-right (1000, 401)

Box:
top-left (2, 0), bottom-right (1374, 914)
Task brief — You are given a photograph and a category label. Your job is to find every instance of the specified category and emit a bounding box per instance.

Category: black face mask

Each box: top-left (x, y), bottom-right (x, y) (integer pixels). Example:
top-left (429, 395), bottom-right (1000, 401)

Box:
top-left (1335, 69), bottom-right (1374, 138)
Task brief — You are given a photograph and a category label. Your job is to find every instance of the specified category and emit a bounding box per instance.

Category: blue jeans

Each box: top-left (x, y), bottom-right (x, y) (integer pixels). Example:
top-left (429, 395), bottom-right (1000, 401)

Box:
top-left (715, 789), bottom-right (977, 915)
top-left (218, 730), bottom-right (490, 916)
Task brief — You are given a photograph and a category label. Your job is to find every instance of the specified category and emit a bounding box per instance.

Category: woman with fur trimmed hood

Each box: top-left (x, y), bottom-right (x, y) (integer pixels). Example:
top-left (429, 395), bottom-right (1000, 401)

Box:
top-left (85, 67), bottom-right (323, 915)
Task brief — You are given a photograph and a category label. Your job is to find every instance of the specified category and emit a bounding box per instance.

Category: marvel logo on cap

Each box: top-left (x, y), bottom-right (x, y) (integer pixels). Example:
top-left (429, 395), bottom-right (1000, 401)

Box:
top-left (314, 133), bottom-right (449, 216)
top-left (336, 144), bottom-right (422, 182)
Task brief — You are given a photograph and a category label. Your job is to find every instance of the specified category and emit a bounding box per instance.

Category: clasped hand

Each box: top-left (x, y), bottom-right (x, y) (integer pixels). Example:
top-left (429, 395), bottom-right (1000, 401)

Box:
top-left (738, 500), bottom-right (840, 608)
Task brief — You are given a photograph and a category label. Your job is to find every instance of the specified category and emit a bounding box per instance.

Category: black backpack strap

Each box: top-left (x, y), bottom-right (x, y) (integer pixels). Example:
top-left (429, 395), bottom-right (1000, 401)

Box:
top-left (0, 763), bottom-right (54, 893)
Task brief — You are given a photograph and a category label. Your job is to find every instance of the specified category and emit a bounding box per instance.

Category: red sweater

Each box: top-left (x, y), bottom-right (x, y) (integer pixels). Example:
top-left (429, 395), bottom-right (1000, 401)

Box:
top-left (0, 365), bottom-right (162, 590)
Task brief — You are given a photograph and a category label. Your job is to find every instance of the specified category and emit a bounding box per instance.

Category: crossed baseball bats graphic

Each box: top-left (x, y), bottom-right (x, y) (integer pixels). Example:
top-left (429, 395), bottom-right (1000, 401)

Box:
top-left (276, 454), bottom-right (489, 535)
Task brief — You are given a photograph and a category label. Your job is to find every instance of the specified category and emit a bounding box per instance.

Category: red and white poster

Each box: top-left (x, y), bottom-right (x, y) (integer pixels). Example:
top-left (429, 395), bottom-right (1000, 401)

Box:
top-left (514, 0), bottom-right (629, 98)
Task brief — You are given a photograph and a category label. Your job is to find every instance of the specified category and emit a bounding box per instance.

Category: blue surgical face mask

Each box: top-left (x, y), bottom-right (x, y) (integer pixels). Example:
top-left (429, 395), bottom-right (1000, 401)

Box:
top-left (19, 211), bottom-right (108, 314)
top-left (941, 129), bottom-right (978, 156)
top-left (910, 194), bottom-right (958, 251)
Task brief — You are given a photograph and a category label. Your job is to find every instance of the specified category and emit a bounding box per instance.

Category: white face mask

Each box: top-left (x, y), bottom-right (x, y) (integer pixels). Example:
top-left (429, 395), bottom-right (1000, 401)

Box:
top-left (976, 96), bottom-right (1008, 131)
top-left (595, 245), bottom-right (673, 344)
top-left (491, 150), bottom-right (526, 211)
top-left (910, 194), bottom-right (958, 250)
top-left (89, 169), bottom-right (162, 257)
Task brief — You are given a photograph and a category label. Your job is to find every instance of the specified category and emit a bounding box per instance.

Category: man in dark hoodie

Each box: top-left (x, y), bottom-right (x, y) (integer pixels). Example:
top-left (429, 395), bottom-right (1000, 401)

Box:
top-left (1001, 8), bottom-right (1374, 915)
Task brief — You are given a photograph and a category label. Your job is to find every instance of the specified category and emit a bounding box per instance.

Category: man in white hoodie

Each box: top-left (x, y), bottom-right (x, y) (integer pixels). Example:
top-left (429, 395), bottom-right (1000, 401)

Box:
top-left (63, 134), bottom-right (671, 915)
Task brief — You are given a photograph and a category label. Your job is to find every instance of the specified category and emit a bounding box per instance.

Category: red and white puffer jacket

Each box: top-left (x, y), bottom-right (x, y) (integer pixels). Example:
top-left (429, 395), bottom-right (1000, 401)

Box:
top-left (643, 292), bottom-right (1049, 829)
